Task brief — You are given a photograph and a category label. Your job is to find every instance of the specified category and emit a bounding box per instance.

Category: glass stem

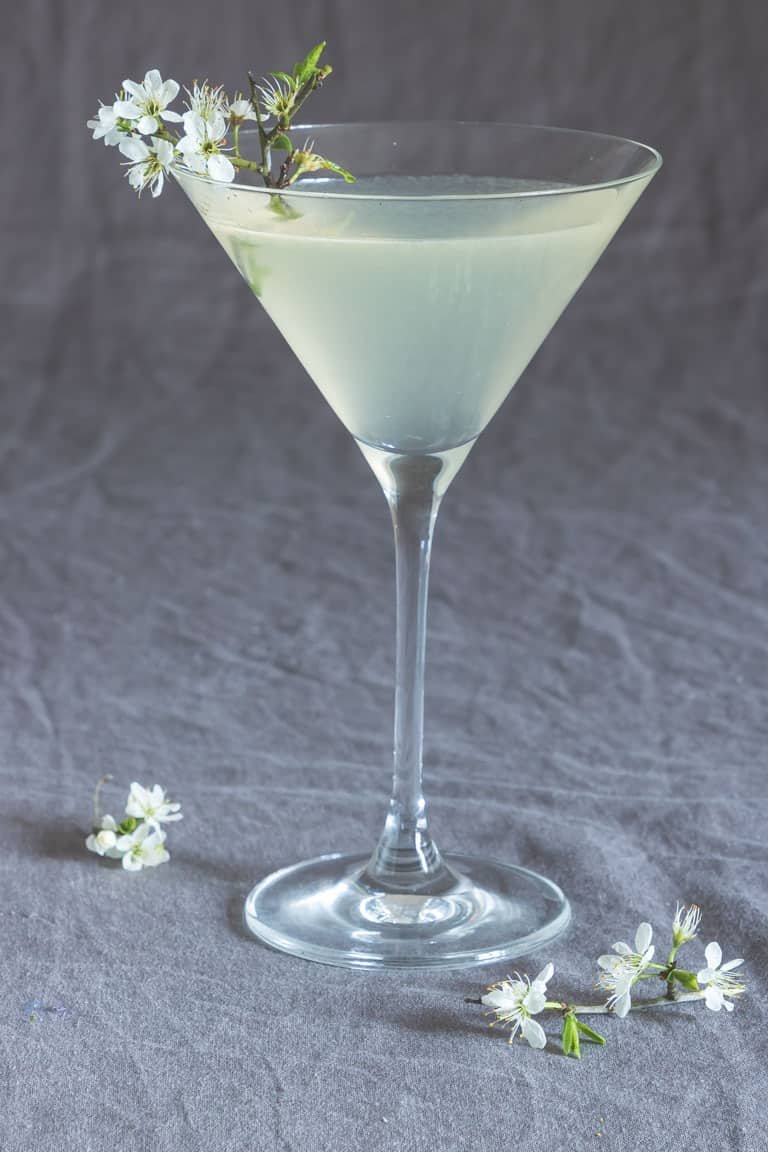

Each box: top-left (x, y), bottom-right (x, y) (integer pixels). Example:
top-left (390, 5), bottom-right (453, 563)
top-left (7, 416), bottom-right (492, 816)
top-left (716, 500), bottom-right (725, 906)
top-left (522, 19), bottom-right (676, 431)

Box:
top-left (362, 454), bottom-right (457, 895)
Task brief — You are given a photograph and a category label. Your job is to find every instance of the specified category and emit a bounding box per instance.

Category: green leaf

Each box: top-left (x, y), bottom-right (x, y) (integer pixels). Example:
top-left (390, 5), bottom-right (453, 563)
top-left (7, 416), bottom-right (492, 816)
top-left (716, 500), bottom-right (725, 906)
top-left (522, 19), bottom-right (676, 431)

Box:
top-left (561, 1013), bottom-right (581, 1059)
top-left (293, 41), bottom-right (326, 85)
top-left (271, 133), bottom-right (293, 152)
top-left (670, 969), bottom-right (700, 992)
top-left (316, 157), bottom-right (356, 183)
top-left (574, 1019), bottom-right (607, 1046)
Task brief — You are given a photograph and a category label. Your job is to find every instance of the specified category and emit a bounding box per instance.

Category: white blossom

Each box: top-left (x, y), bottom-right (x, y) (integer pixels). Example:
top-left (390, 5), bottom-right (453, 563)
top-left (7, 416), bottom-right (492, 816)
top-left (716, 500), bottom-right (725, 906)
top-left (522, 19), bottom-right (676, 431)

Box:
top-left (184, 82), bottom-right (227, 124)
top-left (598, 921), bottom-right (655, 1017)
top-left (85, 814), bottom-right (123, 858)
top-left (115, 823), bottom-right (170, 871)
top-left (118, 137), bottom-right (176, 198)
top-left (286, 140), bottom-right (353, 185)
top-left (177, 112), bottom-right (235, 182)
top-left (481, 963), bottom-right (554, 1049)
top-left (256, 75), bottom-right (297, 120)
top-left (226, 95), bottom-right (257, 124)
top-left (672, 902), bottom-right (702, 947)
top-left (697, 942), bottom-right (745, 1012)
top-left (290, 138), bottom-right (324, 178)
top-left (86, 98), bottom-right (133, 147)
top-left (116, 69), bottom-right (183, 135)
top-left (125, 781), bottom-right (182, 825)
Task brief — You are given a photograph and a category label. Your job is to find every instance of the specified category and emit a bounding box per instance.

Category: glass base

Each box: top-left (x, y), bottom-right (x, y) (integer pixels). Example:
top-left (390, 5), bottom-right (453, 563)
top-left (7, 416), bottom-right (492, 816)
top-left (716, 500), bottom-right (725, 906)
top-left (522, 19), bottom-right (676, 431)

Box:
top-left (243, 852), bottom-right (570, 970)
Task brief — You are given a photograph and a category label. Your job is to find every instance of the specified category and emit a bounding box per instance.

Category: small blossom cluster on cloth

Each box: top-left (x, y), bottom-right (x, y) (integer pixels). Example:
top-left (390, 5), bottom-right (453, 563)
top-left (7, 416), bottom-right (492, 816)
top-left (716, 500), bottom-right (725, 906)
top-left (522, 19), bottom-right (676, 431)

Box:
top-left (22, 1000), bottom-right (67, 1022)
top-left (87, 43), bottom-right (354, 197)
top-left (86, 780), bottom-right (182, 871)
top-left (472, 903), bottom-right (746, 1060)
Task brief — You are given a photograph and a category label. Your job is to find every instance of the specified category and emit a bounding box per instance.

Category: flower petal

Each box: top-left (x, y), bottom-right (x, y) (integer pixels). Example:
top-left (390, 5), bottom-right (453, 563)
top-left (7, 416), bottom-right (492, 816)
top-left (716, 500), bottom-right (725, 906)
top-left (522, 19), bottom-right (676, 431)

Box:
top-left (186, 152), bottom-right (208, 174)
top-left (704, 985), bottom-right (722, 1011)
top-left (160, 78), bottom-right (180, 104)
top-left (160, 109), bottom-right (183, 123)
top-left (183, 111), bottom-right (206, 140)
top-left (153, 138), bottom-right (175, 166)
top-left (121, 851), bottom-right (143, 871)
top-left (705, 941), bottom-right (722, 970)
top-left (144, 69), bottom-right (163, 93)
top-left (208, 153), bottom-right (235, 183)
top-left (146, 845), bottom-right (170, 866)
top-left (482, 987), bottom-right (516, 1011)
top-left (122, 79), bottom-right (144, 100)
top-left (114, 100), bottom-right (140, 119)
top-left (142, 830), bottom-right (166, 851)
top-left (136, 114), bottom-right (158, 135)
top-left (534, 963), bottom-right (554, 986)
top-left (635, 922), bottom-right (653, 954)
top-left (119, 136), bottom-right (149, 161)
top-left (209, 111), bottom-right (226, 140)
top-left (720, 958), bottom-right (744, 973)
top-left (613, 991), bottom-right (632, 1018)
top-left (613, 941), bottom-right (631, 956)
top-left (521, 1017), bottom-right (547, 1049)
top-left (125, 781), bottom-right (150, 815)
top-left (523, 988), bottom-right (546, 1015)
top-left (723, 998), bottom-right (735, 1012)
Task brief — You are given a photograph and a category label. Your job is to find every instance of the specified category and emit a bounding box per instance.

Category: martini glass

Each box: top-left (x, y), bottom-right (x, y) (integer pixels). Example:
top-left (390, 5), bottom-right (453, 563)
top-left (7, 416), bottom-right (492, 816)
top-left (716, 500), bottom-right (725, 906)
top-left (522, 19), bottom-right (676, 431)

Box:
top-left (174, 122), bottom-right (661, 969)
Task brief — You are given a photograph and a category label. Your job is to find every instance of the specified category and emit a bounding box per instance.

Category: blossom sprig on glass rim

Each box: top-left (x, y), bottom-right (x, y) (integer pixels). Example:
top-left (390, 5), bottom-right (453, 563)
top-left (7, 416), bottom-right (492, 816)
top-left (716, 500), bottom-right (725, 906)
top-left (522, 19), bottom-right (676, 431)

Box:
top-left (467, 902), bottom-right (746, 1060)
top-left (85, 775), bottom-right (182, 871)
top-left (86, 42), bottom-right (355, 198)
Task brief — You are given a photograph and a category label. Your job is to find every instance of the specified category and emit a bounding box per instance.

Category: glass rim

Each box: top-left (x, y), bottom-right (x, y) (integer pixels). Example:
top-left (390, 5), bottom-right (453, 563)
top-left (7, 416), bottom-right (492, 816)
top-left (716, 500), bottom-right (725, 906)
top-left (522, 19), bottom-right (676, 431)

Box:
top-left (173, 120), bottom-right (662, 202)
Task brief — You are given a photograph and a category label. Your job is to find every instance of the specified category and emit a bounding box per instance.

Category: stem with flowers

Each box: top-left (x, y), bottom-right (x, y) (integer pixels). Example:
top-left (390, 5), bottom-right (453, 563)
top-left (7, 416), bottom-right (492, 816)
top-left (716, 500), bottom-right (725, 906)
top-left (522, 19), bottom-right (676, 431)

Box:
top-left (467, 903), bottom-right (746, 1060)
top-left (86, 42), bottom-right (354, 199)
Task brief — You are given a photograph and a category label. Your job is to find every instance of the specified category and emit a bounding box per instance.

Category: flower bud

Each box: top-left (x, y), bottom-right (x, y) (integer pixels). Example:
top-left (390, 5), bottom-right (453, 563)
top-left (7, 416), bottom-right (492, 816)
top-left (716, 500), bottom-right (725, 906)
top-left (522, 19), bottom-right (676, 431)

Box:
top-left (561, 1012), bottom-right (581, 1059)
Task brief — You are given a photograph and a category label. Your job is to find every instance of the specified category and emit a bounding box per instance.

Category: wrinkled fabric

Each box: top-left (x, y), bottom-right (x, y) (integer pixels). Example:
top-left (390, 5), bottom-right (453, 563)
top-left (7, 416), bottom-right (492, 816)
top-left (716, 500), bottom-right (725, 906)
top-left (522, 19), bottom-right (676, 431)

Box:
top-left (0, 1), bottom-right (767, 1149)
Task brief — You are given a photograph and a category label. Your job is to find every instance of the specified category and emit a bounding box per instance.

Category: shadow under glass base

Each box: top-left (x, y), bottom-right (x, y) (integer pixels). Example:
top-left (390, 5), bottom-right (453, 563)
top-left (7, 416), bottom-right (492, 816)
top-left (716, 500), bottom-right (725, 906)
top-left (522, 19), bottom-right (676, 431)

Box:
top-left (243, 852), bottom-right (570, 970)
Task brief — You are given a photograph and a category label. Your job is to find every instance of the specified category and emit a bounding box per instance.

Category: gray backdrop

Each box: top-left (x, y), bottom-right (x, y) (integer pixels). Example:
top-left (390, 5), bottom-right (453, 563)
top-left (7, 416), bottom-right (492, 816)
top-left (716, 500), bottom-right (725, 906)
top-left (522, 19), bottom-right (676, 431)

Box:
top-left (1, 1), bottom-right (767, 1149)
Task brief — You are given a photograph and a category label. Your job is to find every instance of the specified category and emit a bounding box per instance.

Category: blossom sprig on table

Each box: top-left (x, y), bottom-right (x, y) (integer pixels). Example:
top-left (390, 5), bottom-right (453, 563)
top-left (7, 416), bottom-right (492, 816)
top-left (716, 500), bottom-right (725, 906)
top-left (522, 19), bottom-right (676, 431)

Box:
top-left (85, 776), bottom-right (182, 871)
top-left (22, 999), bottom-right (67, 1023)
top-left (86, 42), bottom-right (354, 198)
top-left (467, 903), bottom-right (746, 1059)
